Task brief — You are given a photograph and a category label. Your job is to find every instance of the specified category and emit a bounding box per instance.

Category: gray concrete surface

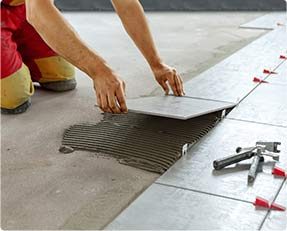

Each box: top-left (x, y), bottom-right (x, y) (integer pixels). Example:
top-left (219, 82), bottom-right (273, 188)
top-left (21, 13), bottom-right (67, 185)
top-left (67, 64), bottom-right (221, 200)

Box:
top-left (1, 12), bottom-right (266, 229)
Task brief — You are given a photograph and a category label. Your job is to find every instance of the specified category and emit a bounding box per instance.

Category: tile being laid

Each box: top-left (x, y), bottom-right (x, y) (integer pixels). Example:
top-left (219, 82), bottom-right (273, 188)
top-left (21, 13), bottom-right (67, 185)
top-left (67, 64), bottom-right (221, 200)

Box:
top-left (183, 28), bottom-right (286, 103)
top-left (126, 96), bottom-right (235, 120)
top-left (227, 82), bottom-right (287, 127)
top-left (157, 119), bottom-right (287, 202)
top-left (106, 184), bottom-right (267, 230)
top-left (261, 180), bottom-right (287, 231)
top-left (240, 12), bottom-right (286, 30)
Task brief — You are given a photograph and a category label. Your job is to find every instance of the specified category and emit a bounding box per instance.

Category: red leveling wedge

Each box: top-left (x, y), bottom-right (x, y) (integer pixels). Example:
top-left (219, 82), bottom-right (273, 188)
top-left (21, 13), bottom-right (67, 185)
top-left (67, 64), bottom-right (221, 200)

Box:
top-left (253, 77), bottom-right (268, 83)
top-left (272, 166), bottom-right (286, 177)
top-left (253, 197), bottom-right (270, 209)
top-left (263, 69), bottom-right (278, 74)
top-left (253, 197), bottom-right (286, 211)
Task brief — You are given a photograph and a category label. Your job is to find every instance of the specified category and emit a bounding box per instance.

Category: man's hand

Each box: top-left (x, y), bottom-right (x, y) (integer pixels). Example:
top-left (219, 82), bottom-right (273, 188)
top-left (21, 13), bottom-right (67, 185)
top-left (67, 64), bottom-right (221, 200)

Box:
top-left (153, 63), bottom-right (184, 96)
top-left (112, 1), bottom-right (184, 96)
top-left (92, 69), bottom-right (128, 114)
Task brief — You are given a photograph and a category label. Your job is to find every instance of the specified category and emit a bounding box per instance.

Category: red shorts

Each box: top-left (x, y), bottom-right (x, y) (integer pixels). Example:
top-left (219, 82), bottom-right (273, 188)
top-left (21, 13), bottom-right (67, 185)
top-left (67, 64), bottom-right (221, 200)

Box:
top-left (1, 4), bottom-right (59, 80)
top-left (1, 4), bottom-right (75, 109)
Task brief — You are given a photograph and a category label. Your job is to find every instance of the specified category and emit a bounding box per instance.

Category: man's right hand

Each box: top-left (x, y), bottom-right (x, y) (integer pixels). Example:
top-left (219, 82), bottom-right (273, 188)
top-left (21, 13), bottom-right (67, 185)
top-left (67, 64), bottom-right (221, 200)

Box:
top-left (92, 69), bottom-right (128, 114)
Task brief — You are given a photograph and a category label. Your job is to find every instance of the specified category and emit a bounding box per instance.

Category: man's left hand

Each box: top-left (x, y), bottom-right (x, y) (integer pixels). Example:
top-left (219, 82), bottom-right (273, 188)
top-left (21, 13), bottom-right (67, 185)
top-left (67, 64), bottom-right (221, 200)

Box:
top-left (152, 63), bottom-right (184, 96)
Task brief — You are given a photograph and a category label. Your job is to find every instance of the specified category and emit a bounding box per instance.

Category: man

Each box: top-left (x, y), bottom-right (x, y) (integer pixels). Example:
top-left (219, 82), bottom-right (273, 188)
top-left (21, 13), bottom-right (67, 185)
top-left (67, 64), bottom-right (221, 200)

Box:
top-left (1, 0), bottom-right (184, 114)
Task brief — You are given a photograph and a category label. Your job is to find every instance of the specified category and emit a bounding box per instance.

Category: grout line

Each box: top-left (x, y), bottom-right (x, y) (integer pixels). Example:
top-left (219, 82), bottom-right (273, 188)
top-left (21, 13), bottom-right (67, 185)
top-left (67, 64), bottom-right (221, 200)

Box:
top-left (263, 60), bottom-right (286, 82)
top-left (176, 95), bottom-right (235, 105)
top-left (259, 178), bottom-right (286, 230)
top-left (155, 181), bottom-right (252, 204)
top-left (226, 117), bottom-right (287, 128)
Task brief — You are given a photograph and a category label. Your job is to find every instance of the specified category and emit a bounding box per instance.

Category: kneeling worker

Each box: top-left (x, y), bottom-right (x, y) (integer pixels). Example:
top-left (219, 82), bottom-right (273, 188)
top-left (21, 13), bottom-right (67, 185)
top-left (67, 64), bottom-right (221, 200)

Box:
top-left (1, 0), bottom-right (184, 114)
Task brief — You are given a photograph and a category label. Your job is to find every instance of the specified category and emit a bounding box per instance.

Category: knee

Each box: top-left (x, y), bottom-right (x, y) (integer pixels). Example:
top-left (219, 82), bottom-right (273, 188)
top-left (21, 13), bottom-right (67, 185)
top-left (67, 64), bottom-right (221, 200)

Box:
top-left (35, 56), bottom-right (75, 83)
top-left (1, 64), bottom-right (34, 110)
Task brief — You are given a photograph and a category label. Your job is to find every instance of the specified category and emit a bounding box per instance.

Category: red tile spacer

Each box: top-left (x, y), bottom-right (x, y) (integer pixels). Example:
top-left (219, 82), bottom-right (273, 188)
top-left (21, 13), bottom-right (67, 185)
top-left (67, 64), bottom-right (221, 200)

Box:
top-left (263, 69), bottom-right (277, 75)
top-left (271, 203), bottom-right (286, 211)
top-left (253, 77), bottom-right (268, 83)
top-left (280, 55), bottom-right (287, 60)
top-left (272, 166), bottom-right (286, 177)
top-left (253, 197), bottom-right (270, 209)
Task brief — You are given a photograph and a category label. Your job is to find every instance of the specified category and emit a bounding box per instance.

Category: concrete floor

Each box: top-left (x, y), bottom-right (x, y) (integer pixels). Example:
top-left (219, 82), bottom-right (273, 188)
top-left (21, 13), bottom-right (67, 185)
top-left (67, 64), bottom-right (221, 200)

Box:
top-left (1, 12), bottom-right (266, 229)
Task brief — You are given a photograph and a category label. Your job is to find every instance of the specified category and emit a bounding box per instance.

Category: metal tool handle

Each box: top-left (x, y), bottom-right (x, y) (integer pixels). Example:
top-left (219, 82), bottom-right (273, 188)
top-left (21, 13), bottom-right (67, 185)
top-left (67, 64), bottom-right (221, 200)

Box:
top-left (248, 155), bottom-right (261, 183)
top-left (213, 151), bottom-right (254, 170)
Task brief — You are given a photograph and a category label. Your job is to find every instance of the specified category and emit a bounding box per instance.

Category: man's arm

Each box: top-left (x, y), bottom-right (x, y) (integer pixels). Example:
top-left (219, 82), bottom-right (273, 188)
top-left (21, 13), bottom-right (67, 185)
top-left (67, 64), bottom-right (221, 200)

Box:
top-left (26, 0), bottom-right (127, 113)
top-left (111, 0), bottom-right (184, 96)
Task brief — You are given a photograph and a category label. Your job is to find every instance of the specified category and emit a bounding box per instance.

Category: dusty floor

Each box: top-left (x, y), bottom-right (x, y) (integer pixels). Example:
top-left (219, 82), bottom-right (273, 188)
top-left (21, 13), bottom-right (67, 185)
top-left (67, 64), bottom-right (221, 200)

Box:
top-left (1, 12), bottom-right (266, 229)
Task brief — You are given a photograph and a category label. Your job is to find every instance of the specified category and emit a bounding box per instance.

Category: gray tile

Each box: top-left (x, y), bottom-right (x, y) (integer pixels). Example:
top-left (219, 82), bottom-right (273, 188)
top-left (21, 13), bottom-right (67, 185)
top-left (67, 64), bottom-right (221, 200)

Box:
top-left (218, 28), bottom-right (286, 73)
top-left (227, 82), bottom-right (287, 127)
top-left (157, 119), bottom-right (287, 202)
top-left (184, 28), bottom-right (286, 103)
top-left (266, 61), bottom-right (287, 85)
top-left (106, 184), bottom-right (267, 230)
top-left (183, 68), bottom-right (256, 103)
top-left (240, 13), bottom-right (286, 30)
top-left (261, 180), bottom-right (287, 231)
top-left (127, 96), bottom-right (235, 120)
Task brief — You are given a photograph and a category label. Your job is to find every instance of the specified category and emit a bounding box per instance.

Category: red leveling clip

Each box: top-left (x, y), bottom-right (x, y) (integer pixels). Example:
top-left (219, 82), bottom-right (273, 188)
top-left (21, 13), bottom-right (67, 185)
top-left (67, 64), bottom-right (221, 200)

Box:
top-left (279, 55), bottom-right (287, 60)
top-left (272, 166), bottom-right (286, 177)
top-left (253, 77), bottom-right (268, 83)
top-left (271, 203), bottom-right (286, 211)
top-left (253, 197), bottom-right (286, 211)
top-left (253, 197), bottom-right (270, 208)
top-left (263, 69), bottom-right (277, 75)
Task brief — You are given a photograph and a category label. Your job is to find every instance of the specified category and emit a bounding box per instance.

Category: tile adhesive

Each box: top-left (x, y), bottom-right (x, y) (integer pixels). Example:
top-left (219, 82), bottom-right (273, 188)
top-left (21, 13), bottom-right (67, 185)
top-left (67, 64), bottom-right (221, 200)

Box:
top-left (61, 112), bottom-right (223, 173)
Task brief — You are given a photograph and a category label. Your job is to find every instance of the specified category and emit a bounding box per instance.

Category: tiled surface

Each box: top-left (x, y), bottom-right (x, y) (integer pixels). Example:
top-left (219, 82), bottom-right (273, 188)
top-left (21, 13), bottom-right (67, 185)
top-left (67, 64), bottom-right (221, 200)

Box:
top-left (127, 96), bottom-right (235, 120)
top-left (184, 28), bottom-right (286, 103)
top-left (227, 78), bottom-right (287, 128)
top-left (183, 67), bottom-right (256, 103)
top-left (157, 119), bottom-right (287, 202)
top-left (106, 184), bottom-right (267, 230)
top-left (261, 180), bottom-right (287, 231)
top-left (240, 12), bottom-right (286, 30)
top-left (265, 61), bottom-right (287, 85)
top-left (106, 18), bottom-right (286, 230)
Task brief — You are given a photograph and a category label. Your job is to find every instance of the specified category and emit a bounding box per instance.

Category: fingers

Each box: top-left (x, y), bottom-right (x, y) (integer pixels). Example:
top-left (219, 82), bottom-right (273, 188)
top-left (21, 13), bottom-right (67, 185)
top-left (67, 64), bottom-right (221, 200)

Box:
top-left (98, 91), bottom-right (127, 114)
top-left (116, 84), bottom-right (128, 113)
top-left (178, 74), bottom-right (185, 95)
top-left (160, 80), bottom-right (170, 95)
top-left (100, 93), bottom-right (111, 113)
top-left (96, 93), bottom-right (102, 109)
top-left (167, 72), bottom-right (179, 96)
top-left (174, 71), bottom-right (184, 96)
top-left (107, 93), bottom-right (121, 114)
top-left (167, 70), bottom-right (184, 96)
top-left (122, 81), bottom-right (127, 96)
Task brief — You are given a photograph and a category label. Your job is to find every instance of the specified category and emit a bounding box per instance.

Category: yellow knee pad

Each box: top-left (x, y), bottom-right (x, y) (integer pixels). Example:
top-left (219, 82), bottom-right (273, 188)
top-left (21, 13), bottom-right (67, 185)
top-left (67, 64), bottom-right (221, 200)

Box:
top-left (35, 56), bottom-right (75, 83)
top-left (1, 64), bottom-right (34, 109)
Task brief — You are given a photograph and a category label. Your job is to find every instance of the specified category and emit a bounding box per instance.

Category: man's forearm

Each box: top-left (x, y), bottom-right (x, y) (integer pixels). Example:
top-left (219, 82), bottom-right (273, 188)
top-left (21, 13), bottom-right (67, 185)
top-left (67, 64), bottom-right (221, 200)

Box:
top-left (112, 0), bottom-right (163, 70)
top-left (26, 0), bottom-right (111, 79)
